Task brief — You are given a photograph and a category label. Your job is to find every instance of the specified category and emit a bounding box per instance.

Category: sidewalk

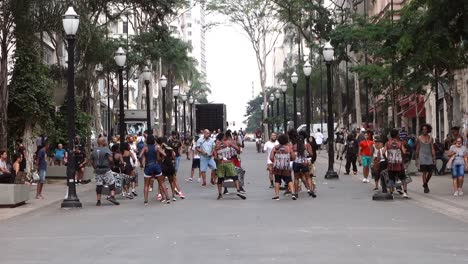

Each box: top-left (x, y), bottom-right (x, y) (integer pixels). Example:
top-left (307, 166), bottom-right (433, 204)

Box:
top-left (0, 181), bottom-right (94, 222)
top-left (316, 150), bottom-right (468, 223)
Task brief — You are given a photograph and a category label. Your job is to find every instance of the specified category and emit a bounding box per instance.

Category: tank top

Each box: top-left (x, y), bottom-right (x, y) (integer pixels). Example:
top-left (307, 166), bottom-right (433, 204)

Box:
top-left (123, 155), bottom-right (132, 173)
top-left (112, 153), bottom-right (121, 173)
top-left (273, 145), bottom-right (291, 176)
top-left (216, 142), bottom-right (232, 161)
top-left (145, 144), bottom-right (158, 166)
top-left (293, 143), bottom-right (308, 164)
top-left (418, 136), bottom-right (433, 165)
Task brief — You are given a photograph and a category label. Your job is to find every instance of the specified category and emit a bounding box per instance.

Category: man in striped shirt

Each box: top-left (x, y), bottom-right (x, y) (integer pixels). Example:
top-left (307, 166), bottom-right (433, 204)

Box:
top-left (399, 126), bottom-right (408, 141)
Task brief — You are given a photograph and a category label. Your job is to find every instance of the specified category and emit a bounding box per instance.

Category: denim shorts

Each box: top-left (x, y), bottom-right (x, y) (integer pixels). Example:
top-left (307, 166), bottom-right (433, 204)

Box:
top-left (200, 157), bottom-right (217, 172)
top-left (452, 164), bottom-right (465, 178)
top-left (38, 169), bottom-right (46, 184)
top-left (144, 163), bottom-right (162, 178)
top-left (174, 156), bottom-right (181, 173)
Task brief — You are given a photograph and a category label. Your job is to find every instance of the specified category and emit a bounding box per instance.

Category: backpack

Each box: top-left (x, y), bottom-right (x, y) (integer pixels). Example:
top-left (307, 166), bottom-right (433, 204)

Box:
top-left (273, 145), bottom-right (291, 172)
top-left (386, 140), bottom-right (403, 172)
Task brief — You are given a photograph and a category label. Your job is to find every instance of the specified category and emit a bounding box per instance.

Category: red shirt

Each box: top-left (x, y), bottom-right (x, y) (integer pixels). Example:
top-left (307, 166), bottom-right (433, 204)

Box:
top-left (359, 140), bottom-right (374, 156)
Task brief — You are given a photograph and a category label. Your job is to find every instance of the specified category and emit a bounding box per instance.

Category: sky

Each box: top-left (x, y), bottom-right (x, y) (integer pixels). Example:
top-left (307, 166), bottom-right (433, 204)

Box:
top-left (205, 20), bottom-right (260, 132)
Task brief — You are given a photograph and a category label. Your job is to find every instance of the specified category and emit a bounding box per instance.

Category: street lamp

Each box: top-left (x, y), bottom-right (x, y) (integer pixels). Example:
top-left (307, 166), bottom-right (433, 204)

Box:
top-left (61, 6), bottom-right (82, 208)
top-left (181, 93), bottom-right (187, 137)
top-left (275, 90), bottom-right (281, 132)
top-left (269, 94), bottom-right (275, 133)
top-left (291, 72), bottom-right (298, 129)
top-left (142, 66), bottom-right (152, 135)
top-left (160, 75), bottom-right (168, 135)
top-left (303, 61), bottom-right (312, 136)
top-left (323, 42), bottom-right (339, 180)
top-left (115, 47), bottom-right (126, 150)
top-left (280, 81), bottom-right (288, 133)
top-left (173, 85), bottom-right (180, 132)
top-left (188, 96), bottom-right (194, 136)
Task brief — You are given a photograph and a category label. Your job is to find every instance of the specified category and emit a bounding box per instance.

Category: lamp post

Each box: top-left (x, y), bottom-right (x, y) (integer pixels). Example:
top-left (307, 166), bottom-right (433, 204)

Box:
top-left (270, 94), bottom-right (275, 133)
top-left (160, 75), bottom-right (168, 135)
top-left (61, 7), bottom-right (82, 208)
top-left (173, 86), bottom-right (180, 132)
top-left (280, 81), bottom-right (288, 133)
top-left (142, 66), bottom-right (152, 135)
top-left (115, 47), bottom-right (126, 150)
top-left (181, 93), bottom-right (187, 137)
top-left (323, 42), bottom-right (339, 180)
top-left (260, 103), bottom-right (265, 138)
top-left (303, 61), bottom-right (312, 136)
top-left (291, 72), bottom-right (298, 129)
top-left (274, 91), bottom-right (280, 132)
top-left (189, 96), bottom-right (194, 136)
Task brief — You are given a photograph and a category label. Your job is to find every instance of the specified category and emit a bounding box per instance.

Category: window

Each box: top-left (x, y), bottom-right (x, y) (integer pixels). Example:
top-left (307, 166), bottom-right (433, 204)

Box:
top-left (188, 31), bottom-right (192, 36)
top-left (188, 23), bottom-right (192, 28)
top-left (123, 21), bottom-right (128, 34)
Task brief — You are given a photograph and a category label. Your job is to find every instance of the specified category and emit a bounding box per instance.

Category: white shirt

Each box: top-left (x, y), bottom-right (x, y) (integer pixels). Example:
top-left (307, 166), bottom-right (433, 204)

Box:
top-left (192, 145), bottom-right (200, 159)
top-left (0, 159), bottom-right (8, 174)
top-left (315, 132), bottom-right (324, 144)
top-left (264, 140), bottom-right (279, 164)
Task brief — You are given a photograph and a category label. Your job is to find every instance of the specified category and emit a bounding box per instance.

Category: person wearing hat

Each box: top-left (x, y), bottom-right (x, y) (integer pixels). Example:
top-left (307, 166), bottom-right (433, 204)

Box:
top-left (335, 128), bottom-right (346, 160)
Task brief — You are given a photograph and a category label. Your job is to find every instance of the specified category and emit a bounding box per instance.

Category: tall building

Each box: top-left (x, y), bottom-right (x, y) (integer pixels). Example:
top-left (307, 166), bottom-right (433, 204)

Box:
top-left (172, 0), bottom-right (207, 79)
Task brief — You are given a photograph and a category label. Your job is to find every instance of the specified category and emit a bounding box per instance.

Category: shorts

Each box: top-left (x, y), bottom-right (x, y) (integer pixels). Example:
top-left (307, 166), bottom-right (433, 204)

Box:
top-left (95, 171), bottom-right (116, 186)
top-left (419, 164), bottom-right (434, 173)
top-left (144, 163), bottom-right (162, 178)
top-left (361, 156), bottom-right (372, 167)
top-left (38, 169), bottom-right (46, 184)
top-left (275, 175), bottom-right (292, 184)
top-left (217, 176), bottom-right (239, 184)
top-left (388, 170), bottom-right (406, 182)
top-left (217, 162), bottom-right (237, 178)
top-left (293, 163), bottom-right (310, 173)
top-left (192, 158), bottom-right (200, 169)
top-left (452, 164), bottom-right (465, 178)
top-left (174, 156), bottom-right (181, 172)
top-left (200, 157), bottom-right (217, 172)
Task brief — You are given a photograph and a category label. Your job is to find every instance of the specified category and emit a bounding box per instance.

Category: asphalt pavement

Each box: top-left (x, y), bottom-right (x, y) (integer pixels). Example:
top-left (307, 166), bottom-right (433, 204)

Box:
top-left (0, 142), bottom-right (467, 264)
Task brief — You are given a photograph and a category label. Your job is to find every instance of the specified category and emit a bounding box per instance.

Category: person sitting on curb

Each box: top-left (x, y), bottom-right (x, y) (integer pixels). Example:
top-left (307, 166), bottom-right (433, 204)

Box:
top-left (0, 150), bottom-right (15, 184)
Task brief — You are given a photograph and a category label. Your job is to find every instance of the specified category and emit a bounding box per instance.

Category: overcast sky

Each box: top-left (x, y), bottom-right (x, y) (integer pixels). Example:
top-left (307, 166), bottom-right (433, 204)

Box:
top-left (205, 20), bottom-right (261, 132)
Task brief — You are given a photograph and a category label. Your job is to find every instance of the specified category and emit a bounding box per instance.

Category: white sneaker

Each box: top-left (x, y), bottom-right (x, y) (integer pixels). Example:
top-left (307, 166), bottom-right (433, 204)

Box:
top-left (149, 187), bottom-right (153, 192)
top-left (366, 178), bottom-right (371, 183)
top-left (197, 178), bottom-right (202, 183)
top-left (454, 191), bottom-right (459, 196)
top-left (458, 190), bottom-right (463, 196)
top-left (362, 178), bottom-right (367, 183)
top-left (403, 192), bottom-right (409, 199)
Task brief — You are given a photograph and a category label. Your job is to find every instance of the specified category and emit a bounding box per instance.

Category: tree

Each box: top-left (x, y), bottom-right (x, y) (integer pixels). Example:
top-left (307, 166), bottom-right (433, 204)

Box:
top-left (207, 0), bottom-right (284, 136)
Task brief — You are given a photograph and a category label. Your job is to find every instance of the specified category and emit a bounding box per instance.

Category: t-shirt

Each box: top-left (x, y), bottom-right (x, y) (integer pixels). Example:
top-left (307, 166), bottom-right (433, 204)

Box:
top-left (359, 140), bottom-right (374, 157)
top-left (196, 137), bottom-right (215, 158)
top-left (399, 130), bottom-right (408, 141)
top-left (192, 145), bottom-right (200, 159)
top-left (264, 140), bottom-right (279, 164)
top-left (37, 149), bottom-right (47, 171)
top-left (449, 145), bottom-right (467, 166)
top-left (0, 159), bottom-right (7, 175)
top-left (55, 149), bottom-right (66, 159)
top-left (91, 147), bottom-right (112, 174)
top-left (169, 139), bottom-right (182, 157)
top-left (315, 132), bottom-right (324, 144)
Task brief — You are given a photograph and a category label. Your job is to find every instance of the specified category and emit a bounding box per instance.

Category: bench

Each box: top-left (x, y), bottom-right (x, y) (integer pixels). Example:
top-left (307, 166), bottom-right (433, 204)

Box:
top-left (46, 166), bottom-right (93, 180)
top-left (0, 184), bottom-right (30, 207)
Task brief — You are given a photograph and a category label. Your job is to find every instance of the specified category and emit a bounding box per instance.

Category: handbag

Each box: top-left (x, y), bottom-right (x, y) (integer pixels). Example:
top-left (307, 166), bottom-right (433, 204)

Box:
top-left (446, 155), bottom-right (455, 168)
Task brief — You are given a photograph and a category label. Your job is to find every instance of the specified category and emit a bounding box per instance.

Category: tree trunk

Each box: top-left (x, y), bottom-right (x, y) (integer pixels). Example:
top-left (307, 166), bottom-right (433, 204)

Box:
top-left (93, 81), bottom-right (103, 135)
top-left (0, 40), bottom-right (8, 149)
top-left (22, 120), bottom-right (35, 174)
top-left (354, 72), bottom-right (362, 129)
top-left (335, 62), bottom-right (344, 128)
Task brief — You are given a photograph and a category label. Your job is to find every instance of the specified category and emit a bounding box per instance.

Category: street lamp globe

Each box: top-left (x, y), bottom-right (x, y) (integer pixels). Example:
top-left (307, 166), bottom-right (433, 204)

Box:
top-left (280, 81), bottom-right (287, 93)
top-left (303, 61), bottom-right (312, 77)
top-left (62, 6), bottom-right (80, 36)
top-left (181, 93), bottom-right (187, 101)
top-left (188, 96), bottom-right (194, 104)
top-left (173, 85), bottom-right (180, 97)
top-left (323, 42), bottom-right (335, 62)
top-left (142, 66), bottom-right (151, 82)
top-left (269, 94), bottom-right (275, 102)
top-left (275, 90), bottom-right (281, 99)
top-left (160, 75), bottom-right (167, 88)
top-left (114, 47), bottom-right (126, 67)
top-left (291, 72), bottom-right (298, 84)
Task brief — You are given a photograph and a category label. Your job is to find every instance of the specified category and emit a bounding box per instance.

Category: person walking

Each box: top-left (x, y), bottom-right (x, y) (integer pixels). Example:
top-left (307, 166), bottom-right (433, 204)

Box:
top-left (140, 135), bottom-right (167, 205)
top-left (314, 129), bottom-right (324, 151)
top-left (195, 129), bottom-right (217, 186)
top-left (186, 136), bottom-right (201, 183)
top-left (448, 136), bottom-right (468, 196)
top-left (371, 136), bottom-right (387, 191)
top-left (90, 137), bottom-right (119, 206)
top-left (335, 128), bottom-right (345, 160)
top-left (270, 133), bottom-right (296, 200)
top-left (36, 142), bottom-right (49, 199)
top-left (158, 137), bottom-right (185, 201)
top-left (343, 134), bottom-right (358, 175)
top-left (415, 124), bottom-right (436, 193)
top-left (291, 130), bottom-right (314, 198)
top-left (263, 133), bottom-right (278, 188)
top-left (358, 131), bottom-right (374, 183)
top-left (122, 142), bottom-right (137, 197)
top-left (385, 129), bottom-right (409, 198)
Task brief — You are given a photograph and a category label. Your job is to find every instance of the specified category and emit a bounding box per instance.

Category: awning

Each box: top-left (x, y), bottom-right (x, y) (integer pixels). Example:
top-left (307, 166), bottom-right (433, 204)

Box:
top-left (397, 95), bottom-right (425, 118)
